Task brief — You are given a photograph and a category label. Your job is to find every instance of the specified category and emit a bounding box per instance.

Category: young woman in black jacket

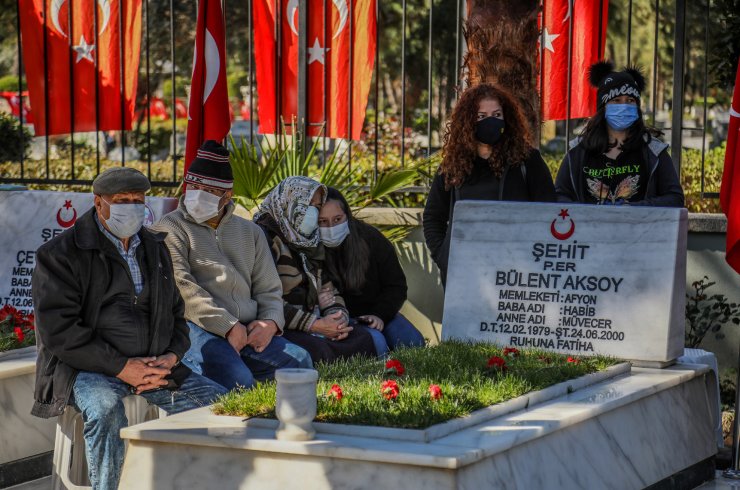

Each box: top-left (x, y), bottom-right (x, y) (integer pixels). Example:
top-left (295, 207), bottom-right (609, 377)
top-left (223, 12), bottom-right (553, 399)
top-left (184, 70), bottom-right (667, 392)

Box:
top-left (423, 83), bottom-right (556, 285)
top-left (555, 61), bottom-right (684, 207)
top-left (319, 187), bottom-right (424, 355)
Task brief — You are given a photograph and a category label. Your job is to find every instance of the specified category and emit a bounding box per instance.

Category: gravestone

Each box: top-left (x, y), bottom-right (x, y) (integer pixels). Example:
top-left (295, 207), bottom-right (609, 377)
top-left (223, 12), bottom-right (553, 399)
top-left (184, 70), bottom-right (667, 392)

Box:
top-left (0, 190), bottom-right (178, 315)
top-left (442, 201), bottom-right (687, 364)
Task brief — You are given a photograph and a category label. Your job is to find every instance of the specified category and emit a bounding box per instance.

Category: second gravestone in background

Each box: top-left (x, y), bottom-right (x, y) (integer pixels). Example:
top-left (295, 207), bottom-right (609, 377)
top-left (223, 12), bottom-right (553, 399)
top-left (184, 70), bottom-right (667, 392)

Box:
top-left (0, 190), bottom-right (178, 315)
top-left (441, 201), bottom-right (687, 364)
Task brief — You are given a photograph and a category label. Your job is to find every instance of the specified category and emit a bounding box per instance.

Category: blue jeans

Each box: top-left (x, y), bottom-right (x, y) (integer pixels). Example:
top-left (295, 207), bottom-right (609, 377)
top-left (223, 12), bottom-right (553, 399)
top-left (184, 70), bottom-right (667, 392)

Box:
top-left (355, 314), bottom-right (425, 357)
top-left (182, 321), bottom-right (313, 390)
top-left (72, 370), bottom-right (226, 490)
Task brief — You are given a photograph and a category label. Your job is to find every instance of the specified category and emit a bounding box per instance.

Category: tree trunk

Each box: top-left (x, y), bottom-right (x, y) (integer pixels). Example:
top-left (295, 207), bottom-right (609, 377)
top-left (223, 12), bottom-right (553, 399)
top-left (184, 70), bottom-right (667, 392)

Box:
top-left (462, 0), bottom-right (540, 137)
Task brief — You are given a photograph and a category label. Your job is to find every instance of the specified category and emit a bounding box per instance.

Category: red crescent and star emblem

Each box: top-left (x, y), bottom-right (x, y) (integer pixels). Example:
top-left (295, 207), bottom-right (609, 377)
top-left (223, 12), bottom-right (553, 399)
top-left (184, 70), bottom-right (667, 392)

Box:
top-left (550, 209), bottom-right (575, 240)
top-left (56, 200), bottom-right (77, 228)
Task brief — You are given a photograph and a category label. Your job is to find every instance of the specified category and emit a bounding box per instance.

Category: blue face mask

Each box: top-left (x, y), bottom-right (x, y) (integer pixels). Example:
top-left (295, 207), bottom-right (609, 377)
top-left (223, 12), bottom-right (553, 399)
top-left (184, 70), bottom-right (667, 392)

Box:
top-left (298, 206), bottom-right (319, 236)
top-left (605, 103), bottom-right (640, 131)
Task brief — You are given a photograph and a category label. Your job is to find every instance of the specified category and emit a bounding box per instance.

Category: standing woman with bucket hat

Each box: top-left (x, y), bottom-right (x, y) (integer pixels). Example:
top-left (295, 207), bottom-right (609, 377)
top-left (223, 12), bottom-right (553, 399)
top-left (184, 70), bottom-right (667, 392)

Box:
top-left (555, 60), bottom-right (684, 207)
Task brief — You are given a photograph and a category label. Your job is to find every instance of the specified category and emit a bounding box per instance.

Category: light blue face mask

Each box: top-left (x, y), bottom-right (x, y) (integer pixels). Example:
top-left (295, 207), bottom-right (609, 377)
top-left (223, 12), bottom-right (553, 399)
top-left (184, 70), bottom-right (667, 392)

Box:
top-left (299, 206), bottom-right (320, 236)
top-left (605, 103), bottom-right (640, 131)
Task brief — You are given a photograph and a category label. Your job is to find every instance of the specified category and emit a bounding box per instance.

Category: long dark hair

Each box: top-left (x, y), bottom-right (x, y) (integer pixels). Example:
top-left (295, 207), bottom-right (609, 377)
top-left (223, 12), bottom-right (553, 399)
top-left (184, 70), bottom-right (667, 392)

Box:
top-left (580, 106), bottom-right (661, 155)
top-left (322, 188), bottom-right (371, 294)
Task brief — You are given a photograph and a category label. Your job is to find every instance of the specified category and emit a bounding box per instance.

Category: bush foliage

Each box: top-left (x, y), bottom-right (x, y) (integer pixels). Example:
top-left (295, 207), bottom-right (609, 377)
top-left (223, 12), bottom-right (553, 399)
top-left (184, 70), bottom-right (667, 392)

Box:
top-left (0, 124), bottom-right (726, 213)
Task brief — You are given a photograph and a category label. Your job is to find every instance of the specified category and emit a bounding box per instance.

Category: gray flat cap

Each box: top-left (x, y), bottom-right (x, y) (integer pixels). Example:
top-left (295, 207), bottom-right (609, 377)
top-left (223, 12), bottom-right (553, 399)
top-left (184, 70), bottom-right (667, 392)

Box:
top-left (92, 167), bottom-right (151, 195)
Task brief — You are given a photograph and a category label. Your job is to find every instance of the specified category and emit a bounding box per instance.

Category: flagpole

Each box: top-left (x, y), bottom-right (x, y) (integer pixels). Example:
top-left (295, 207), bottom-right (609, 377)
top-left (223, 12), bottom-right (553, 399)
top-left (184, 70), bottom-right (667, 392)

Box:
top-left (720, 58), bottom-right (740, 481)
top-left (297, 0), bottom-right (308, 160)
top-left (670, 0), bottom-right (686, 178)
top-left (723, 343), bottom-right (740, 477)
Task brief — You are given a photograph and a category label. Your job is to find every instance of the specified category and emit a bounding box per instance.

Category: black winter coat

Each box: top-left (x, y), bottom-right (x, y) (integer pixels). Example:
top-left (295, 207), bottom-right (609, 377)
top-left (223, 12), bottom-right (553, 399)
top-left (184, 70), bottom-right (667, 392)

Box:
top-left (332, 224), bottom-right (408, 324)
top-left (423, 149), bottom-right (556, 283)
top-left (555, 135), bottom-right (684, 207)
top-left (31, 209), bottom-right (190, 418)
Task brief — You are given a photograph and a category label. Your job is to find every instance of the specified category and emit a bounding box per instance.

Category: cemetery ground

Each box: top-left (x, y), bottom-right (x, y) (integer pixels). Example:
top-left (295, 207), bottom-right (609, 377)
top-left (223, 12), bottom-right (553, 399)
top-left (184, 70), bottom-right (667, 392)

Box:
top-left (0, 193), bottom-right (736, 489)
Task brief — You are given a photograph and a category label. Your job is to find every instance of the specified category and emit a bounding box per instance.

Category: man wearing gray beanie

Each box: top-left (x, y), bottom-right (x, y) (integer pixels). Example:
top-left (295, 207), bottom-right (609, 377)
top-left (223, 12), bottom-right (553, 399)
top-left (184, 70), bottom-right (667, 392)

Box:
top-left (31, 167), bottom-right (227, 490)
top-left (152, 140), bottom-right (312, 390)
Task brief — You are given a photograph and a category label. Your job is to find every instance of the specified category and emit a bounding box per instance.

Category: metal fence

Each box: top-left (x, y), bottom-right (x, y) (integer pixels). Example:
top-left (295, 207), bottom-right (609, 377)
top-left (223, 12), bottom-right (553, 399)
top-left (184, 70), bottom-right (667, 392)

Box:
top-left (0, 0), bottom-right (729, 200)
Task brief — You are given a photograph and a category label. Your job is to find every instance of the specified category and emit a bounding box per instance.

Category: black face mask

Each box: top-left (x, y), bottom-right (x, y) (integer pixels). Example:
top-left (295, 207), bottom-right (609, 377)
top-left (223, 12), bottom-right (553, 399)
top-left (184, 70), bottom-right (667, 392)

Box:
top-left (474, 116), bottom-right (505, 146)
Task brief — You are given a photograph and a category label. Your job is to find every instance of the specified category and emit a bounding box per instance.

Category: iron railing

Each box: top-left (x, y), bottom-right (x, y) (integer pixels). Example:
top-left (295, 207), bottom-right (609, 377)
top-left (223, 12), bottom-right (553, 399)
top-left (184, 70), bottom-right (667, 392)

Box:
top-left (0, 0), bottom-right (728, 201)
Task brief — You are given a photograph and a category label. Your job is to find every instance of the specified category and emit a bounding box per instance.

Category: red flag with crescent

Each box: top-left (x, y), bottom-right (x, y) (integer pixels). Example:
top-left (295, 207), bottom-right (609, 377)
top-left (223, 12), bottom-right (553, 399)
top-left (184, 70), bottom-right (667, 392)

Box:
top-left (19, 0), bottom-right (142, 135)
top-left (184, 0), bottom-right (230, 175)
top-left (0, 91), bottom-right (33, 123)
top-left (252, 0), bottom-right (377, 139)
top-left (540, 0), bottom-right (608, 121)
top-left (720, 63), bottom-right (740, 273)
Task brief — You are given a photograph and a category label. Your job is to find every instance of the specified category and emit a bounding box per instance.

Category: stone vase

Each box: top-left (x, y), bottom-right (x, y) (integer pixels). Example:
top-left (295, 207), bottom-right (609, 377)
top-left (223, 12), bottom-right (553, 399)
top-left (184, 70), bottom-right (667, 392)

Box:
top-left (275, 368), bottom-right (318, 441)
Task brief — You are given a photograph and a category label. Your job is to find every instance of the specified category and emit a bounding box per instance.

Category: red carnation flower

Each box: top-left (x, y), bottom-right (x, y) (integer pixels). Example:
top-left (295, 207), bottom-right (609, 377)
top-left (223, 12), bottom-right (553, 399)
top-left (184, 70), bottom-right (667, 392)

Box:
top-left (381, 380), bottom-right (400, 400)
top-left (328, 384), bottom-right (343, 401)
top-left (428, 384), bottom-right (443, 400)
top-left (24, 313), bottom-right (35, 330)
top-left (503, 347), bottom-right (520, 358)
top-left (12, 310), bottom-right (25, 325)
top-left (13, 327), bottom-right (24, 343)
top-left (385, 359), bottom-right (405, 377)
top-left (567, 356), bottom-right (581, 365)
top-left (0, 305), bottom-right (17, 322)
top-left (487, 356), bottom-right (507, 372)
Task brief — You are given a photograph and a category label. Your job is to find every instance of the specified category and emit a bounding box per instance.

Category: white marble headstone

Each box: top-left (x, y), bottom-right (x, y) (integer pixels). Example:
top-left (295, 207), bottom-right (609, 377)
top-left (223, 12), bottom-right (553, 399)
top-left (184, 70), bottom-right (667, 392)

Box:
top-left (442, 201), bottom-right (687, 363)
top-left (0, 190), bottom-right (178, 314)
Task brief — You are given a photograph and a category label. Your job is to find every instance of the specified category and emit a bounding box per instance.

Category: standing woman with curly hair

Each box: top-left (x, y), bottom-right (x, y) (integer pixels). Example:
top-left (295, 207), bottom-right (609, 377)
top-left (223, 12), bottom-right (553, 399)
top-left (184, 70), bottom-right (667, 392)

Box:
top-left (423, 83), bottom-right (556, 285)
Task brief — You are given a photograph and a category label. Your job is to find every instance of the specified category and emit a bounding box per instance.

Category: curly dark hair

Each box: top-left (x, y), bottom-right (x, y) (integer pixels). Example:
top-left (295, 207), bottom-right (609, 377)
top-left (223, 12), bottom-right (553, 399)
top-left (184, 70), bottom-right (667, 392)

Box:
top-left (440, 83), bottom-right (533, 190)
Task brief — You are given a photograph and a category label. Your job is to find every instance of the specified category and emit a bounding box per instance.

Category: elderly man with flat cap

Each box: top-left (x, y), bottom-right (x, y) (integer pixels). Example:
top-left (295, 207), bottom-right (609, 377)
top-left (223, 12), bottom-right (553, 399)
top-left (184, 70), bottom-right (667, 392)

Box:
top-left (152, 140), bottom-right (312, 391)
top-left (31, 167), bottom-right (227, 490)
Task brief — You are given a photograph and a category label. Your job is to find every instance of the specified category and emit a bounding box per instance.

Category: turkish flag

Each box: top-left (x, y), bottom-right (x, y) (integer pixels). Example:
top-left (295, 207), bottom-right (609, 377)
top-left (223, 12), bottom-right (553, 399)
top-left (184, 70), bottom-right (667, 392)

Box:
top-left (253, 0), bottom-right (377, 140)
top-left (19, 0), bottom-right (142, 135)
top-left (720, 64), bottom-right (740, 273)
top-left (175, 98), bottom-right (187, 119)
top-left (184, 0), bottom-right (230, 174)
top-left (540, 0), bottom-right (608, 121)
top-left (0, 91), bottom-right (33, 123)
top-left (135, 97), bottom-right (169, 121)
top-left (239, 100), bottom-right (251, 120)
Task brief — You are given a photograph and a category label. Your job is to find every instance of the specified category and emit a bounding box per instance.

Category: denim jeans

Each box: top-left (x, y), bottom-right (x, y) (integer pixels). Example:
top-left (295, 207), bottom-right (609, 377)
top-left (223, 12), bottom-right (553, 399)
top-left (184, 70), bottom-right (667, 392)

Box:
top-left (72, 370), bottom-right (227, 490)
top-left (354, 314), bottom-right (425, 357)
top-left (182, 321), bottom-right (313, 390)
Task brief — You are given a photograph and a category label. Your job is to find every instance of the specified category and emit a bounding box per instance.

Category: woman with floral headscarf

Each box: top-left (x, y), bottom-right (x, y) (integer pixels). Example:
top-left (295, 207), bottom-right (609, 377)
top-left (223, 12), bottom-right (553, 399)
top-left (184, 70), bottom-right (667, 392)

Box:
top-left (253, 176), bottom-right (376, 363)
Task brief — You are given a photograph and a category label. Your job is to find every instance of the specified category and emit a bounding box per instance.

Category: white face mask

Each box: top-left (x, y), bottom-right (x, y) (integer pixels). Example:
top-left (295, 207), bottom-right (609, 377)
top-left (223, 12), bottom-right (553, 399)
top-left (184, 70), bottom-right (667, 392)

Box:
top-left (184, 189), bottom-right (223, 223)
top-left (299, 206), bottom-right (320, 236)
top-left (319, 221), bottom-right (350, 248)
top-left (102, 199), bottom-right (145, 239)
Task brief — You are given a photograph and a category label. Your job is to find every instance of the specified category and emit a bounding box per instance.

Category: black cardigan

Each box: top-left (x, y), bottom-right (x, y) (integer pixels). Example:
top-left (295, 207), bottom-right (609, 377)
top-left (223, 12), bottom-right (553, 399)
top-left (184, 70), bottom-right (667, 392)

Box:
top-left (332, 224), bottom-right (408, 324)
top-left (423, 148), bottom-right (556, 282)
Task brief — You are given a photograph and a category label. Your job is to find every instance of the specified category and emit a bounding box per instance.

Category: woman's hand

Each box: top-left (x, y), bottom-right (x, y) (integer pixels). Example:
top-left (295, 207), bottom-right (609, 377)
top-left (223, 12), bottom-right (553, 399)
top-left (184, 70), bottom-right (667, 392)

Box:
top-left (318, 286), bottom-right (336, 309)
top-left (310, 311), bottom-right (352, 340)
top-left (358, 315), bottom-right (384, 331)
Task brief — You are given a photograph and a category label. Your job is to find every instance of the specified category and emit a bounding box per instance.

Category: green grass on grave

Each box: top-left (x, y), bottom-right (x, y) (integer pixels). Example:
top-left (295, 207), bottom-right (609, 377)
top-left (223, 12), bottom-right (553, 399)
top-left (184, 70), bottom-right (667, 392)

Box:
top-left (213, 341), bottom-right (620, 429)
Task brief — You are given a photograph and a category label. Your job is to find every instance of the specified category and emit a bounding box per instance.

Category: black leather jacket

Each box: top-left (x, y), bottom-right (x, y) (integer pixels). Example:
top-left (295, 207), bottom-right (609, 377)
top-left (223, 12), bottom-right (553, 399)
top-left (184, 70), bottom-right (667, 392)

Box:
top-left (31, 209), bottom-right (190, 418)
